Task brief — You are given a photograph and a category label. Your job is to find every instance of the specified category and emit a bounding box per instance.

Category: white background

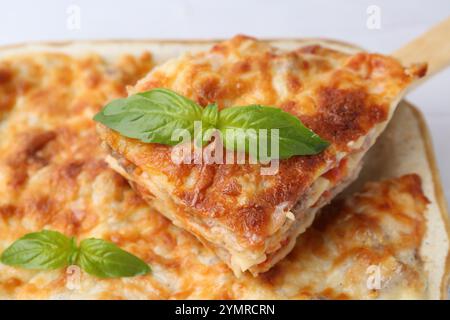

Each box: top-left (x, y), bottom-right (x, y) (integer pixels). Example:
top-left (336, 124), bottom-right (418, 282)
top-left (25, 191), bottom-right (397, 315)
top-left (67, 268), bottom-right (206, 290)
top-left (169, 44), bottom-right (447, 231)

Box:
top-left (1, 0), bottom-right (449, 203)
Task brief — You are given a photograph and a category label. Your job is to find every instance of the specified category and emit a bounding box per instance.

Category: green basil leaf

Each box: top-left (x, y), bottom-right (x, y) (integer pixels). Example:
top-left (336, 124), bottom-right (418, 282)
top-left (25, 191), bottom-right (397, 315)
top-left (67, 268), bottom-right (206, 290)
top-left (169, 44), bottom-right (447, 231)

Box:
top-left (77, 239), bottom-right (150, 278)
top-left (217, 105), bottom-right (329, 159)
top-left (200, 103), bottom-right (219, 144)
top-left (94, 88), bottom-right (329, 159)
top-left (202, 103), bottom-right (219, 129)
top-left (93, 88), bottom-right (203, 146)
top-left (0, 230), bottom-right (76, 270)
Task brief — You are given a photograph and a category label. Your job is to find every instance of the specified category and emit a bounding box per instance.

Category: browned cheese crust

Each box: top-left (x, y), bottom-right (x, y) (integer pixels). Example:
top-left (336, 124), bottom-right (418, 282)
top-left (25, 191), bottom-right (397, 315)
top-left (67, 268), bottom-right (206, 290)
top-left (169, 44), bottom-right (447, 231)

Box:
top-left (0, 163), bottom-right (429, 298)
top-left (0, 52), bottom-right (152, 264)
top-left (0, 44), bottom-right (428, 299)
top-left (97, 35), bottom-right (426, 273)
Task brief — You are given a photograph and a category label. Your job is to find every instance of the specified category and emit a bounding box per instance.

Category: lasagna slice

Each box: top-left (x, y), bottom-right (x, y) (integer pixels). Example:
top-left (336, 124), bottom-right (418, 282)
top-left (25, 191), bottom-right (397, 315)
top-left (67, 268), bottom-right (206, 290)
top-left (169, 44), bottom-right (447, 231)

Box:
top-left (97, 35), bottom-right (426, 275)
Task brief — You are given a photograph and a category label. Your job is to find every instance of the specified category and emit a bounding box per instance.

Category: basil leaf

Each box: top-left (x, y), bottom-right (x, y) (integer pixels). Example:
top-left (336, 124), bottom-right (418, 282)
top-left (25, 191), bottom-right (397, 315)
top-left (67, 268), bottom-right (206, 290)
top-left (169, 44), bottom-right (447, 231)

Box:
top-left (200, 103), bottom-right (219, 144)
top-left (77, 239), bottom-right (150, 278)
top-left (202, 103), bottom-right (219, 129)
top-left (218, 105), bottom-right (329, 159)
top-left (0, 230), bottom-right (76, 270)
top-left (93, 88), bottom-right (203, 146)
top-left (94, 88), bottom-right (329, 159)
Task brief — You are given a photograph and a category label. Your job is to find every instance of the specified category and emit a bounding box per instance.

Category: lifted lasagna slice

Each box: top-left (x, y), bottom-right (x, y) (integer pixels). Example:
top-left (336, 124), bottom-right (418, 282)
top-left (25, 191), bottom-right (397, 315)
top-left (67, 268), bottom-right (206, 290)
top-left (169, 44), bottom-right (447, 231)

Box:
top-left (97, 35), bottom-right (426, 275)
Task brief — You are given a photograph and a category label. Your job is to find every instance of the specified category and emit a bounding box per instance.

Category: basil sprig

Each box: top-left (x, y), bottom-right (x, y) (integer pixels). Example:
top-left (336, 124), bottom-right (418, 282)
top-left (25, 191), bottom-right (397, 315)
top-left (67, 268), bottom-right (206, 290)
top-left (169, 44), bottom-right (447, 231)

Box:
top-left (0, 230), bottom-right (150, 279)
top-left (94, 88), bottom-right (329, 159)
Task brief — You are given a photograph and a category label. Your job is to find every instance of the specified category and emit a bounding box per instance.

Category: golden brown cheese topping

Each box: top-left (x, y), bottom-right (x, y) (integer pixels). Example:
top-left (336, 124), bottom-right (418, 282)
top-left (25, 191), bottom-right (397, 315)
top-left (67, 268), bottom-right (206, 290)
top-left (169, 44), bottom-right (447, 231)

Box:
top-left (0, 160), bottom-right (429, 298)
top-left (0, 48), bottom-right (428, 299)
top-left (259, 174), bottom-right (429, 299)
top-left (98, 35), bottom-right (426, 264)
top-left (0, 51), bottom-right (152, 281)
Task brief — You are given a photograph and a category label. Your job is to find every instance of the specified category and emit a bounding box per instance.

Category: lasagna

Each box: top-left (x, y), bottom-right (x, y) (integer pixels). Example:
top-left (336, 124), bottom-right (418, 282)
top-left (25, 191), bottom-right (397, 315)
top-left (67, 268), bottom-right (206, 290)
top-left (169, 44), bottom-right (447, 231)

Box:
top-left (0, 49), bottom-right (435, 299)
top-left (97, 35), bottom-right (427, 275)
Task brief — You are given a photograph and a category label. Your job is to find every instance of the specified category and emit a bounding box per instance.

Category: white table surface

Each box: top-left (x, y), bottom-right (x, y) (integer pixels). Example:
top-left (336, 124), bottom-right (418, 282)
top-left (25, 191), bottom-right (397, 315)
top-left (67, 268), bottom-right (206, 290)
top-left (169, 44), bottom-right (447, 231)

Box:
top-left (1, 0), bottom-right (449, 204)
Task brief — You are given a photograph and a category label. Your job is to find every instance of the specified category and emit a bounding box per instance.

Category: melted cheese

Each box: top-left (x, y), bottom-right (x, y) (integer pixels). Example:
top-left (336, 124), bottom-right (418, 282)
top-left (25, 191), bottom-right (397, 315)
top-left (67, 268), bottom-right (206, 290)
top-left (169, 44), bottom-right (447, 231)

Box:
top-left (98, 35), bottom-right (426, 274)
top-left (0, 48), bottom-right (428, 300)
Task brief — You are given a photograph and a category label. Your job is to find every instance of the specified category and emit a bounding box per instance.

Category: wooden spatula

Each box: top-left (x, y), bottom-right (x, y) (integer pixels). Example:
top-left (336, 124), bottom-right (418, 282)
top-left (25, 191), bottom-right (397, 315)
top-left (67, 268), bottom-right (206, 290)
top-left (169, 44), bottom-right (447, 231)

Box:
top-left (393, 16), bottom-right (450, 80)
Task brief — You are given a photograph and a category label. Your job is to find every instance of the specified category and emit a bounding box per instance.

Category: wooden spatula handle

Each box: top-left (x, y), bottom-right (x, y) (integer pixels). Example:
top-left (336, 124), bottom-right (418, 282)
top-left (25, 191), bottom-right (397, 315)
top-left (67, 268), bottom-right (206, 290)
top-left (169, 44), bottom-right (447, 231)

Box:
top-left (393, 16), bottom-right (450, 78)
